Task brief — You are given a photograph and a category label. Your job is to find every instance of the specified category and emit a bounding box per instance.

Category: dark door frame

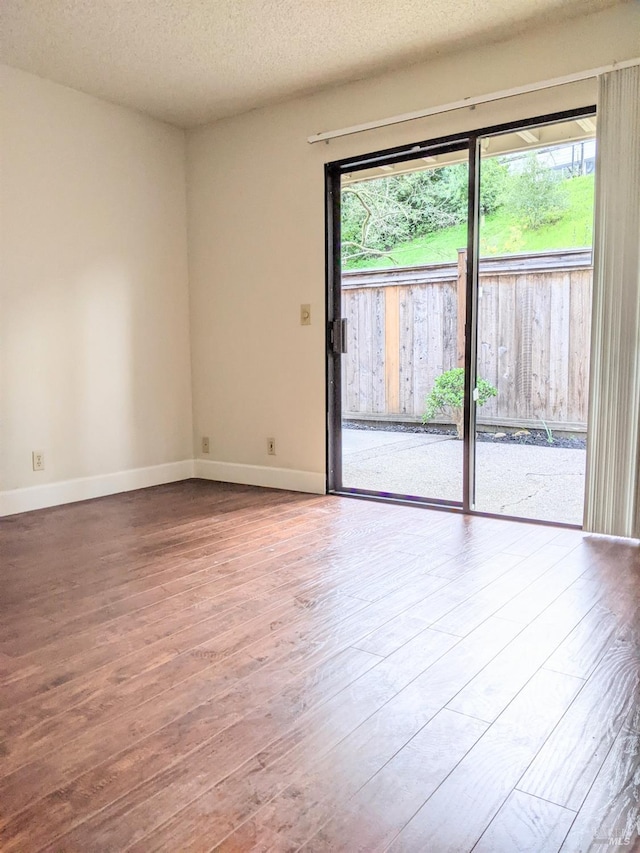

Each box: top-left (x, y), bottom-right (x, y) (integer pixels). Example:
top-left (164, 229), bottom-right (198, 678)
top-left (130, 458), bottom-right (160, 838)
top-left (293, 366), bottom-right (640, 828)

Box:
top-left (326, 105), bottom-right (596, 525)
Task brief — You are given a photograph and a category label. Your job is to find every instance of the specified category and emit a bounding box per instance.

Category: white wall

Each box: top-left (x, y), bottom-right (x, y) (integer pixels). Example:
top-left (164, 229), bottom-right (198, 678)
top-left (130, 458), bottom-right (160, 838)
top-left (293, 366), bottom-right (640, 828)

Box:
top-left (1, 66), bottom-right (194, 512)
top-left (186, 3), bottom-right (640, 493)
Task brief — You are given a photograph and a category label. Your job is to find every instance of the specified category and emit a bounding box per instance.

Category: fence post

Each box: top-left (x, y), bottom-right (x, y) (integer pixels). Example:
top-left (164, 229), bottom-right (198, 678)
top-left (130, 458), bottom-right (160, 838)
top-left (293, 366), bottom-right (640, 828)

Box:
top-left (457, 248), bottom-right (467, 367)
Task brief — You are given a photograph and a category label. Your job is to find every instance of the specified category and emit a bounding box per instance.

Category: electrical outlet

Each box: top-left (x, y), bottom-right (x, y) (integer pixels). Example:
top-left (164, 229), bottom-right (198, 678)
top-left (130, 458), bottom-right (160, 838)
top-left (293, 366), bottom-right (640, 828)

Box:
top-left (202, 436), bottom-right (210, 454)
top-left (267, 437), bottom-right (276, 456)
top-left (32, 451), bottom-right (45, 471)
top-left (300, 304), bottom-right (311, 325)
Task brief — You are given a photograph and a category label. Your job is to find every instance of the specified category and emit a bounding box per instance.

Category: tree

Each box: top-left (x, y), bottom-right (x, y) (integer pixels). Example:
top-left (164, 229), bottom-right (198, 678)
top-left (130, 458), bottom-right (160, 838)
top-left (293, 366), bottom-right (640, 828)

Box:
top-left (422, 368), bottom-right (497, 439)
top-left (341, 159), bottom-right (509, 266)
top-left (341, 168), bottom-right (466, 265)
top-left (445, 155), bottom-right (509, 217)
top-left (502, 154), bottom-right (569, 230)
top-left (479, 157), bottom-right (509, 215)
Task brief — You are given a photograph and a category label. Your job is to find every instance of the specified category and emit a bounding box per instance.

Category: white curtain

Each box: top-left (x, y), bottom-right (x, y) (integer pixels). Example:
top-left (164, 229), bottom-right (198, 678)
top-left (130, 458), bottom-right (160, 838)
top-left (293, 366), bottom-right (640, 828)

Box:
top-left (584, 65), bottom-right (640, 539)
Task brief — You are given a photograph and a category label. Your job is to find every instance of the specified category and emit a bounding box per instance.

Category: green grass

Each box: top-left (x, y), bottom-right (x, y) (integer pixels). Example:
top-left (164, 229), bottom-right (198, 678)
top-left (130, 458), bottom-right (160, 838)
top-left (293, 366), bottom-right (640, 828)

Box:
top-left (343, 174), bottom-right (595, 270)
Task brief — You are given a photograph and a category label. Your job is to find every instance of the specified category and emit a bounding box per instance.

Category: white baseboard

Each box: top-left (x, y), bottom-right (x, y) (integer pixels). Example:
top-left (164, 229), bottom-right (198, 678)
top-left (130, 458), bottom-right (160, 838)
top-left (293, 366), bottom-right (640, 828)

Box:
top-left (0, 458), bottom-right (326, 516)
top-left (0, 460), bottom-right (195, 517)
top-left (194, 459), bottom-right (325, 495)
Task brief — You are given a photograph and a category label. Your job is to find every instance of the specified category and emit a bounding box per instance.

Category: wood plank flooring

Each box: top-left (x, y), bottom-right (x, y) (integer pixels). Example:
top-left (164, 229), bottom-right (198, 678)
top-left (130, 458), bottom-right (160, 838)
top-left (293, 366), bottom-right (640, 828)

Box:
top-left (1, 480), bottom-right (638, 852)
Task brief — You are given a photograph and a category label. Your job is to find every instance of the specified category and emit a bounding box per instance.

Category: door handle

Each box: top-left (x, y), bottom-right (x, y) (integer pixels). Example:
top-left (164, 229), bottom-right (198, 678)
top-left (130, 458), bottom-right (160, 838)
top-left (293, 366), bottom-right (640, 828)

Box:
top-left (330, 318), bottom-right (348, 354)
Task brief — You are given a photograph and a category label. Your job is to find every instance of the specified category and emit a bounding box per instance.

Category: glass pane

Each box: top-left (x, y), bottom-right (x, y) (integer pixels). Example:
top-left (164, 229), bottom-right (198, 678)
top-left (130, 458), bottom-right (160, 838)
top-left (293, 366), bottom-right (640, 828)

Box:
top-left (339, 152), bottom-right (469, 503)
top-left (474, 117), bottom-right (595, 523)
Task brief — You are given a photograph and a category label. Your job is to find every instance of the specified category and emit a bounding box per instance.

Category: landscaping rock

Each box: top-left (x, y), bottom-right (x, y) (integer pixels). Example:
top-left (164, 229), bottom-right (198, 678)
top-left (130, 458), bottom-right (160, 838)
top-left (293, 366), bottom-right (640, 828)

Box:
top-left (343, 420), bottom-right (586, 450)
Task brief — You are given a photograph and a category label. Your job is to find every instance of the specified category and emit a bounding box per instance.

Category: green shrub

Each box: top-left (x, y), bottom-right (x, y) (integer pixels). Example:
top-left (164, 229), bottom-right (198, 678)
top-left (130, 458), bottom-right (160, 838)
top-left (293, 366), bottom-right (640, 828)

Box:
top-left (422, 368), bottom-right (498, 439)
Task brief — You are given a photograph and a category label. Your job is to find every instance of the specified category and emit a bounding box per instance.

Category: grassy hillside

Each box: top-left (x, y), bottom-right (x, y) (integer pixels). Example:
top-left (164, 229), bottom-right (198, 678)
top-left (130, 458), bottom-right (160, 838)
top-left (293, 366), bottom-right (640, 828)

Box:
top-left (343, 174), bottom-right (594, 270)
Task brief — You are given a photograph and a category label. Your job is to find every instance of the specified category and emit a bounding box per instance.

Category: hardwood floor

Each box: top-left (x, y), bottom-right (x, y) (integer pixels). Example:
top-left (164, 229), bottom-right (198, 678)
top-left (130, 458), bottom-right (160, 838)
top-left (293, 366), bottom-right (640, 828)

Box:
top-left (0, 479), bottom-right (638, 852)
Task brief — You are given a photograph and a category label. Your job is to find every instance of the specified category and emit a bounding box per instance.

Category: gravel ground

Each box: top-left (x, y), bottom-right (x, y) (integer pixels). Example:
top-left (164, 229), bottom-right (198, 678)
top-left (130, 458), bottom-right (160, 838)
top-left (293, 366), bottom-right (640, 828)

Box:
top-left (342, 427), bottom-right (586, 525)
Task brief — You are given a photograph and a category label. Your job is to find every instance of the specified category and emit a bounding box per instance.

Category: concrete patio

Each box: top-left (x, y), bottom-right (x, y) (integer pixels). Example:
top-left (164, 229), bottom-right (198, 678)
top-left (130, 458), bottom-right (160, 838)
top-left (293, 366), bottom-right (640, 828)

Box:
top-left (342, 427), bottom-right (586, 525)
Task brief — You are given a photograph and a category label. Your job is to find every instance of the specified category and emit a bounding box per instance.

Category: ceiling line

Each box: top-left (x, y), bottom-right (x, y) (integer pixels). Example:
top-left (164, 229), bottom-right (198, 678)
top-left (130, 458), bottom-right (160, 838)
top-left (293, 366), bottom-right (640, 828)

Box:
top-left (307, 57), bottom-right (640, 144)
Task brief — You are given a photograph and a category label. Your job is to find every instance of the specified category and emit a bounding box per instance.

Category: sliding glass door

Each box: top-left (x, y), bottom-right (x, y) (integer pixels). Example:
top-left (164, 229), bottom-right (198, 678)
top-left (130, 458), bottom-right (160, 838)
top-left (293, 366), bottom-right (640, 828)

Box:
top-left (474, 117), bottom-right (595, 524)
top-left (330, 142), bottom-right (470, 504)
top-left (327, 107), bottom-right (595, 526)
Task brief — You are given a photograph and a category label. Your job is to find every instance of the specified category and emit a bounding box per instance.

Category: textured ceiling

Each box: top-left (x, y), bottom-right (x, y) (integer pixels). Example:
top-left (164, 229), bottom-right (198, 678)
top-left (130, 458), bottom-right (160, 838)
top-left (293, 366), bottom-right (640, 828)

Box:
top-left (1, 0), bottom-right (622, 128)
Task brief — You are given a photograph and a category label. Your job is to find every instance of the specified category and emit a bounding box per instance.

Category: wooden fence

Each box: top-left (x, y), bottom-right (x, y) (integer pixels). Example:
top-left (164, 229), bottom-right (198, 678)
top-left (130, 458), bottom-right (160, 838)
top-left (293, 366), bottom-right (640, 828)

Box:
top-left (341, 248), bottom-right (592, 431)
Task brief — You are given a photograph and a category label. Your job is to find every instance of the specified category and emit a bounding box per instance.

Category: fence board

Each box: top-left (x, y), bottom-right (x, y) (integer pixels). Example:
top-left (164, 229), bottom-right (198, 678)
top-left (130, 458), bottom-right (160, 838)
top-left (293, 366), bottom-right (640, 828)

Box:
top-left (372, 288), bottom-right (386, 413)
top-left (477, 276), bottom-right (500, 411)
top-left (344, 289), bottom-right (360, 412)
top-left (359, 287), bottom-right (372, 414)
top-left (444, 284), bottom-right (457, 374)
top-left (385, 287), bottom-right (400, 413)
top-left (548, 272), bottom-right (571, 423)
top-left (569, 269), bottom-right (592, 423)
top-left (495, 274), bottom-right (518, 424)
top-left (412, 284), bottom-right (428, 419)
top-left (531, 272), bottom-right (551, 420)
top-left (399, 286), bottom-right (415, 415)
